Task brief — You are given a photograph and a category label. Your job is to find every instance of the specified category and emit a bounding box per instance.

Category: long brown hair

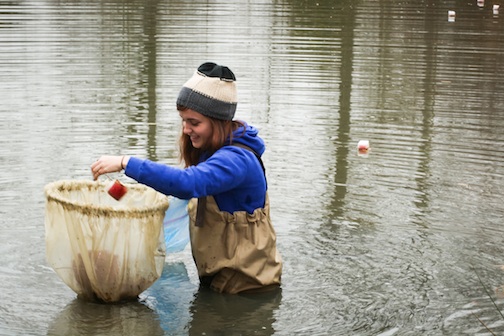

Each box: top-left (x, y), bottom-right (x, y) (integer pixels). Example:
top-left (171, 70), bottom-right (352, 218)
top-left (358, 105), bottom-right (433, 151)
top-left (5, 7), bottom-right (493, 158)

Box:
top-left (177, 105), bottom-right (245, 167)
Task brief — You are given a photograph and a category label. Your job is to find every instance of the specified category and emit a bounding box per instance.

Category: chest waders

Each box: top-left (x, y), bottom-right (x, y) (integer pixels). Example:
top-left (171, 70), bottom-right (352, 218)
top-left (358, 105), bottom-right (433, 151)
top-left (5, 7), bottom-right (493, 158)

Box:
top-left (188, 144), bottom-right (282, 294)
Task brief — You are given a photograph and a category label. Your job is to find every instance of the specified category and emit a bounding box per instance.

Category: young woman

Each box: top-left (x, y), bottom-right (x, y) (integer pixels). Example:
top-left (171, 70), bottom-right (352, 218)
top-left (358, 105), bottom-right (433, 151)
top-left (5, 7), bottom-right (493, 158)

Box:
top-left (91, 62), bottom-right (282, 294)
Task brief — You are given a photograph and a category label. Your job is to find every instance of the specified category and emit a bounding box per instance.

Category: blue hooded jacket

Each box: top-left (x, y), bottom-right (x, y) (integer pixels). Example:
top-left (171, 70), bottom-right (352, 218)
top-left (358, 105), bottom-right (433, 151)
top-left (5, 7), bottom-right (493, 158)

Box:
top-left (125, 123), bottom-right (267, 214)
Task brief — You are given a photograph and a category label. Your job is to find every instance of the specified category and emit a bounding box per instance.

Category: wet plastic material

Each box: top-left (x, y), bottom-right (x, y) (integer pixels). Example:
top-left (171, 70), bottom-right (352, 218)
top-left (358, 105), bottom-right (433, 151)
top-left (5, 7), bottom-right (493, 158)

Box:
top-left (163, 197), bottom-right (190, 253)
top-left (44, 180), bottom-right (169, 303)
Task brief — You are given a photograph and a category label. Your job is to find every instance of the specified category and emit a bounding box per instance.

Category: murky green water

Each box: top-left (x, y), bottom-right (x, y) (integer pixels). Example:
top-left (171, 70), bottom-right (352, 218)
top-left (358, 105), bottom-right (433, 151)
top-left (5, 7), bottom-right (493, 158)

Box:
top-left (1, 0), bottom-right (504, 335)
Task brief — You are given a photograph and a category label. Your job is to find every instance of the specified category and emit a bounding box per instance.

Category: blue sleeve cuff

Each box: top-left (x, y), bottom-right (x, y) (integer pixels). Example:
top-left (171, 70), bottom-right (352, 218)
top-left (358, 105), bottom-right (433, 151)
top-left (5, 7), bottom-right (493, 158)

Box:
top-left (124, 156), bottom-right (144, 181)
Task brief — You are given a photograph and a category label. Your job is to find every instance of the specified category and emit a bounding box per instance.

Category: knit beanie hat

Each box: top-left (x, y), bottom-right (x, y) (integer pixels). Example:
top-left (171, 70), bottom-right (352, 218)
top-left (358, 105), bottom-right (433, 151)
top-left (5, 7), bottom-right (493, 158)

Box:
top-left (176, 62), bottom-right (237, 121)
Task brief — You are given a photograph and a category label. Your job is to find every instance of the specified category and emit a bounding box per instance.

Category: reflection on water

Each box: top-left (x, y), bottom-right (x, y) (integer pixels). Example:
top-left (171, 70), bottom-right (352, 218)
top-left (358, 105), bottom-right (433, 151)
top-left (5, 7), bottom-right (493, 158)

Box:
top-left (188, 288), bottom-right (282, 336)
top-left (141, 261), bottom-right (196, 335)
top-left (1, 0), bottom-right (504, 335)
top-left (144, 262), bottom-right (282, 336)
top-left (47, 262), bottom-right (195, 336)
top-left (47, 261), bottom-right (282, 335)
top-left (47, 300), bottom-right (165, 336)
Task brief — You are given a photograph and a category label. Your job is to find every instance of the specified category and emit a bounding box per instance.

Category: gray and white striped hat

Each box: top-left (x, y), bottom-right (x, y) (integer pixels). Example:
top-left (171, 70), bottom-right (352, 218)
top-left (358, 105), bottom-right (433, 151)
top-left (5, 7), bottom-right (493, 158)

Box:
top-left (176, 62), bottom-right (237, 121)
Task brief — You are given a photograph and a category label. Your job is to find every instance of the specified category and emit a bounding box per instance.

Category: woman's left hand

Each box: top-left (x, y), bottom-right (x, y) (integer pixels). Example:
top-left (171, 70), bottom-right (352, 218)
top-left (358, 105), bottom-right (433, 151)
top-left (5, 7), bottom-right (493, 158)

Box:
top-left (91, 155), bottom-right (126, 180)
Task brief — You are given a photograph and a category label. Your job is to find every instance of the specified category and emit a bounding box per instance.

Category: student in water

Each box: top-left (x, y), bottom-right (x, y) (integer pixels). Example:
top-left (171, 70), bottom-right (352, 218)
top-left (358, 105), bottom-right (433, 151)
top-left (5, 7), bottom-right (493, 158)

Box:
top-left (91, 62), bottom-right (282, 294)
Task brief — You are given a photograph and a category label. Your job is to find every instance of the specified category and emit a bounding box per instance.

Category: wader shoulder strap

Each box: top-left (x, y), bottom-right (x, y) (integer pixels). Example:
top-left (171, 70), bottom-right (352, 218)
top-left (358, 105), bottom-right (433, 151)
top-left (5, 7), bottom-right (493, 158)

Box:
top-left (195, 143), bottom-right (266, 227)
top-left (230, 142), bottom-right (266, 175)
top-left (195, 196), bottom-right (206, 227)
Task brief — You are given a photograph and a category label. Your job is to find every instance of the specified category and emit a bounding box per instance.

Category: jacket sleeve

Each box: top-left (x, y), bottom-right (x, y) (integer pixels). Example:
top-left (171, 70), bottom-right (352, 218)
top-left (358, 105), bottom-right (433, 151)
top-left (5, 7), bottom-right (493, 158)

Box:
top-left (124, 148), bottom-right (251, 199)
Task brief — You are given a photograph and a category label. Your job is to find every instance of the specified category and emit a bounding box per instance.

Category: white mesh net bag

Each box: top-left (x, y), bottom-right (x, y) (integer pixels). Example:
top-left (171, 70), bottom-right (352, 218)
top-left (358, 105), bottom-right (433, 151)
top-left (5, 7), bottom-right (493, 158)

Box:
top-left (44, 179), bottom-right (169, 303)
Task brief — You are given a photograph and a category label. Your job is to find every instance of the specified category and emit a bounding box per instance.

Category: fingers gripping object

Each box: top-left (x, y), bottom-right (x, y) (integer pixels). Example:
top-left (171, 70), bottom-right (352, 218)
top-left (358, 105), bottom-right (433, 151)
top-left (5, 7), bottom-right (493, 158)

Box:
top-left (92, 156), bottom-right (128, 201)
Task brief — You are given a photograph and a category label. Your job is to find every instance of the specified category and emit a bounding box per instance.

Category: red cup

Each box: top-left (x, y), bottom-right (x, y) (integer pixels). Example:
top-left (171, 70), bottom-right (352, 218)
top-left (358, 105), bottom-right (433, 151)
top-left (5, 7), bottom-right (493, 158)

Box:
top-left (108, 180), bottom-right (127, 201)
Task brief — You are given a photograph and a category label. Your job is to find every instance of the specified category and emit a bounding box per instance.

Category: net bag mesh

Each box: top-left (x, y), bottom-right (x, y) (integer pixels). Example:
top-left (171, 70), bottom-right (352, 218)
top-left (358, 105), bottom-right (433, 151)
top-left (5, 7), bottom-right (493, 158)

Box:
top-left (44, 179), bottom-right (169, 303)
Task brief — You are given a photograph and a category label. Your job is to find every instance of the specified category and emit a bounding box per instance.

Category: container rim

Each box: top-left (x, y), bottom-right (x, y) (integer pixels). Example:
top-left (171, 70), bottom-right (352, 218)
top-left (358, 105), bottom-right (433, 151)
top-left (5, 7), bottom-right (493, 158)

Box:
top-left (44, 179), bottom-right (169, 216)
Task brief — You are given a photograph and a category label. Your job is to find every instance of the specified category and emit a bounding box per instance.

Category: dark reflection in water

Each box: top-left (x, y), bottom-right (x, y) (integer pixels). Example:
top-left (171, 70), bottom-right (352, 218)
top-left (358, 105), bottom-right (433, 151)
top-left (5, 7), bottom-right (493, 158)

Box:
top-left (188, 287), bottom-right (282, 336)
top-left (46, 262), bottom-right (282, 335)
top-left (144, 262), bottom-right (282, 335)
top-left (140, 261), bottom-right (196, 335)
top-left (331, 0), bottom-right (355, 216)
top-left (47, 300), bottom-right (165, 336)
top-left (140, 0), bottom-right (159, 162)
top-left (47, 262), bottom-right (195, 336)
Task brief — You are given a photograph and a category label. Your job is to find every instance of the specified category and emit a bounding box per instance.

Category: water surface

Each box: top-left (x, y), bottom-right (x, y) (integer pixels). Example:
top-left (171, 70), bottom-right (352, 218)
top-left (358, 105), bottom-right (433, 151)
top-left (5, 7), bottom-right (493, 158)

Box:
top-left (1, 0), bottom-right (504, 335)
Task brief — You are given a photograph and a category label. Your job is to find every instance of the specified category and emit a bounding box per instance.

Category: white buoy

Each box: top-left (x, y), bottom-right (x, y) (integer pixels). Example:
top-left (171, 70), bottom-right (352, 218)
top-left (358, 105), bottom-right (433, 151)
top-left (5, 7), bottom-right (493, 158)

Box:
top-left (357, 140), bottom-right (370, 150)
top-left (477, 0), bottom-right (485, 8)
top-left (493, 4), bottom-right (500, 14)
top-left (448, 10), bottom-right (456, 22)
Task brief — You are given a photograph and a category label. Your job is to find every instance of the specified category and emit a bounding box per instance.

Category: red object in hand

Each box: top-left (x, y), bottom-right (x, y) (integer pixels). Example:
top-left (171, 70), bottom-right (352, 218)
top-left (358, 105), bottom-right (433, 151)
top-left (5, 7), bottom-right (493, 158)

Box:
top-left (108, 180), bottom-right (127, 201)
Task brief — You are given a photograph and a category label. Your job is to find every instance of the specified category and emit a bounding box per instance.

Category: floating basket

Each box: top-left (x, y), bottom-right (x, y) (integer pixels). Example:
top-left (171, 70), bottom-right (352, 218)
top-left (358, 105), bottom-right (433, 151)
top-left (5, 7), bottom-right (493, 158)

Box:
top-left (44, 179), bottom-right (169, 303)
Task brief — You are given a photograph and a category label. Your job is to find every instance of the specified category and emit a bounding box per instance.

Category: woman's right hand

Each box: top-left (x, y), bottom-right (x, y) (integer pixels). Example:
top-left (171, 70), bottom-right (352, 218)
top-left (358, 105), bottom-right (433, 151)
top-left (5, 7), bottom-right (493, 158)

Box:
top-left (90, 155), bottom-right (129, 180)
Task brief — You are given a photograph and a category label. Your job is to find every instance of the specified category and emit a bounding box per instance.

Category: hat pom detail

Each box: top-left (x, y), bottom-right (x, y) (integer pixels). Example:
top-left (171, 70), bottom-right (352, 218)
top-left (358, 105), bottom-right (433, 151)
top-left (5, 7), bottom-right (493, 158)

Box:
top-left (197, 62), bottom-right (236, 81)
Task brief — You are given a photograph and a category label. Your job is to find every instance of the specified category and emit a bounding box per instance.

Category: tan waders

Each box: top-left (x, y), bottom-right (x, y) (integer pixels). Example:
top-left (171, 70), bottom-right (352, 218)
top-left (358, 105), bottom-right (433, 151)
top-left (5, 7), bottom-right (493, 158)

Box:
top-left (188, 195), bottom-right (282, 294)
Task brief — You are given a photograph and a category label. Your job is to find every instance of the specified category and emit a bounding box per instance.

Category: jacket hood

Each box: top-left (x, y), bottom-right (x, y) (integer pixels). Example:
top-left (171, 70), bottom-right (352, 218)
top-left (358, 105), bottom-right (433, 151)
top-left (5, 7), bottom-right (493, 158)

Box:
top-left (226, 122), bottom-right (265, 156)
